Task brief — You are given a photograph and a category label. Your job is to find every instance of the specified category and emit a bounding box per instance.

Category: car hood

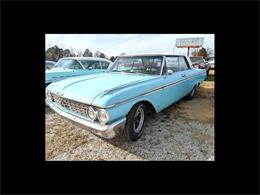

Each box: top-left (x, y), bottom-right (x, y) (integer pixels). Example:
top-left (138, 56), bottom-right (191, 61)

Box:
top-left (47, 72), bottom-right (158, 105)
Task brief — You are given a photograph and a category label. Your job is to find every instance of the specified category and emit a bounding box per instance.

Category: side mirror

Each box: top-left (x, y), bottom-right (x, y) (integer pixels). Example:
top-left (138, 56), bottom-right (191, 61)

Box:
top-left (167, 69), bottom-right (173, 75)
top-left (88, 66), bottom-right (93, 70)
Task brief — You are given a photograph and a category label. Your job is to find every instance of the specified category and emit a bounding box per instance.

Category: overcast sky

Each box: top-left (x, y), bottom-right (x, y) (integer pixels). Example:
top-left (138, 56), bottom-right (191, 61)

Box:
top-left (45, 34), bottom-right (214, 57)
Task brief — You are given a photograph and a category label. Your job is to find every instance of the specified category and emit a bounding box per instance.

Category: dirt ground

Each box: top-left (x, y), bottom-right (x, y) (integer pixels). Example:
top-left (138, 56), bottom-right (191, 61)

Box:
top-left (45, 70), bottom-right (214, 161)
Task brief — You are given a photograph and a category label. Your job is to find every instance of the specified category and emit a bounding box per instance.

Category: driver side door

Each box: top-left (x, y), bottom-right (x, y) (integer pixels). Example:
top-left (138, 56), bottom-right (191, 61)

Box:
top-left (160, 56), bottom-right (189, 108)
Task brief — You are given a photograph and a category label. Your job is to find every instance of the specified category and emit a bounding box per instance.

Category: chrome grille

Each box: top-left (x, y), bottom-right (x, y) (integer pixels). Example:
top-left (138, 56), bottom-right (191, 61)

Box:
top-left (51, 93), bottom-right (63, 105)
top-left (51, 93), bottom-right (89, 118)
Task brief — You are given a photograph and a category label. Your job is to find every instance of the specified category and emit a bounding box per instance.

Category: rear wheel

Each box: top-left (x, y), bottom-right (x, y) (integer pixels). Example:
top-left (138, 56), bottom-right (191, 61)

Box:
top-left (124, 103), bottom-right (146, 141)
top-left (206, 69), bottom-right (210, 76)
top-left (185, 85), bottom-right (197, 100)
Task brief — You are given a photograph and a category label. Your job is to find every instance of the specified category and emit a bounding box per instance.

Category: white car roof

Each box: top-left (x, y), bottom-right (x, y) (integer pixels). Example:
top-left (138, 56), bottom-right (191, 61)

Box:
top-left (60, 57), bottom-right (112, 63)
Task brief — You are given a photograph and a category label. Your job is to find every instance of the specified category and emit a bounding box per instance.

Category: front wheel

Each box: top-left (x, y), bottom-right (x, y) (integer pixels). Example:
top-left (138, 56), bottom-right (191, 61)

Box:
top-left (124, 103), bottom-right (146, 141)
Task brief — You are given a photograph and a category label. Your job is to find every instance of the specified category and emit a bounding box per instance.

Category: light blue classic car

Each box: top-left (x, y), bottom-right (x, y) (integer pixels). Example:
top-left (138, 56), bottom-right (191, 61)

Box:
top-left (45, 57), bottom-right (112, 87)
top-left (46, 53), bottom-right (206, 141)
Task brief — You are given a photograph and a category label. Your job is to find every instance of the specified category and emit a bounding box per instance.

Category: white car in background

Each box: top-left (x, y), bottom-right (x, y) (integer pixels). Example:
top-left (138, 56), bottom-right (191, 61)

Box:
top-left (208, 58), bottom-right (214, 69)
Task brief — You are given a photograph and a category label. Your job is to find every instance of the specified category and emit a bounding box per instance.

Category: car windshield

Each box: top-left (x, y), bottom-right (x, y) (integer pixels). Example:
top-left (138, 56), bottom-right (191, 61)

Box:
top-left (108, 56), bottom-right (163, 75)
top-left (190, 57), bottom-right (204, 63)
top-left (54, 59), bottom-right (77, 69)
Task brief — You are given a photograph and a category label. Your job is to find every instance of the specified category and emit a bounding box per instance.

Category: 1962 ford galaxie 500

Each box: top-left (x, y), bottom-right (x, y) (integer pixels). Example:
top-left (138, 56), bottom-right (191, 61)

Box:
top-left (45, 57), bottom-right (112, 87)
top-left (46, 53), bottom-right (206, 141)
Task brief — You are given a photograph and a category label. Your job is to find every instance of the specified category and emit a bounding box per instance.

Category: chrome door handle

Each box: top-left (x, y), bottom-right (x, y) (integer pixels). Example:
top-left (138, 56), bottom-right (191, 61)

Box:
top-left (181, 74), bottom-right (186, 77)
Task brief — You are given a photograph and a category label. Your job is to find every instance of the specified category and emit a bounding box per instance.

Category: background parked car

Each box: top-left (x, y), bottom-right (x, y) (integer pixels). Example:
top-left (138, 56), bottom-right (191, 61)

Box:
top-left (189, 56), bottom-right (210, 76)
top-left (207, 58), bottom-right (215, 69)
top-left (45, 60), bottom-right (56, 70)
top-left (45, 57), bottom-right (112, 87)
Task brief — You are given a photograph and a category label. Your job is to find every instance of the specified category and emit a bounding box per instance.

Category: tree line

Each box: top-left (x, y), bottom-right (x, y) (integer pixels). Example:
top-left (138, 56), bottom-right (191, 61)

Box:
top-left (46, 45), bottom-right (214, 63)
top-left (191, 47), bottom-right (214, 57)
top-left (45, 45), bottom-right (116, 62)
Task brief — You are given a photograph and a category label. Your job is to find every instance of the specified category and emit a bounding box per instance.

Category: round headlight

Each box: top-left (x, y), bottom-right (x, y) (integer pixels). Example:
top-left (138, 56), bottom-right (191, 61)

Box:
top-left (87, 106), bottom-right (97, 120)
top-left (97, 109), bottom-right (109, 124)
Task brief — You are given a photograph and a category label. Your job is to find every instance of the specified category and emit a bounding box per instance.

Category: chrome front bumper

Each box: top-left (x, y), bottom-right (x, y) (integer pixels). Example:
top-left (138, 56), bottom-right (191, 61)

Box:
top-left (46, 99), bottom-right (126, 138)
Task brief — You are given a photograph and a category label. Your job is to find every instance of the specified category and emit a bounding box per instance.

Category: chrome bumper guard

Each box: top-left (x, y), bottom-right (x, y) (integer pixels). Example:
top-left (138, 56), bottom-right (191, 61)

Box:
top-left (46, 98), bottom-right (126, 138)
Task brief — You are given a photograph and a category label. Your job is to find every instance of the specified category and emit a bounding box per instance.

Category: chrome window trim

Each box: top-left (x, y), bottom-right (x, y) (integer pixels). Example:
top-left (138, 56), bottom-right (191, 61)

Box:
top-left (77, 60), bottom-right (86, 70)
top-left (159, 56), bottom-right (166, 76)
top-left (74, 59), bottom-right (85, 70)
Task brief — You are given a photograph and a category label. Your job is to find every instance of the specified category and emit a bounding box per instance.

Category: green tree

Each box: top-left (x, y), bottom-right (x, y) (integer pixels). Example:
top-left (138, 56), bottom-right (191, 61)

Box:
top-left (83, 49), bottom-right (93, 57)
top-left (197, 47), bottom-right (208, 57)
top-left (45, 45), bottom-right (63, 61)
top-left (46, 45), bottom-right (77, 61)
top-left (62, 49), bottom-right (71, 57)
top-left (99, 53), bottom-right (105, 58)
top-left (110, 56), bottom-right (115, 62)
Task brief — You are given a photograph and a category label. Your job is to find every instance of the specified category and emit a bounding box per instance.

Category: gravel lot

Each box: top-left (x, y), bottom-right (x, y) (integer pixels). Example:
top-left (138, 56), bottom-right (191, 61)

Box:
top-left (45, 70), bottom-right (214, 161)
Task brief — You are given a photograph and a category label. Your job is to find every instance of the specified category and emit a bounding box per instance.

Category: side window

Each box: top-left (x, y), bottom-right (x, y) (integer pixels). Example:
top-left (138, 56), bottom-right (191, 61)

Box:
top-left (88, 61), bottom-right (101, 69)
top-left (179, 57), bottom-right (189, 71)
top-left (70, 60), bottom-right (82, 69)
top-left (100, 61), bottom-right (109, 69)
top-left (166, 57), bottom-right (179, 72)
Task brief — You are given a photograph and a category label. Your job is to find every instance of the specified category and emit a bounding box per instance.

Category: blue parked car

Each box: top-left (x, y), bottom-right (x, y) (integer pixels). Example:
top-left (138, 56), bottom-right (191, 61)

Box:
top-left (46, 53), bottom-right (206, 141)
top-left (45, 57), bottom-right (112, 87)
top-left (45, 60), bottom-right (56, 70)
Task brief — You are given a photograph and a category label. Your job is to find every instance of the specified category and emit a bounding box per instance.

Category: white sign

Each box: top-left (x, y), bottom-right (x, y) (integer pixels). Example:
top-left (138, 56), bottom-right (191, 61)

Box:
top-left (176, 37), bottom-right (204, 47)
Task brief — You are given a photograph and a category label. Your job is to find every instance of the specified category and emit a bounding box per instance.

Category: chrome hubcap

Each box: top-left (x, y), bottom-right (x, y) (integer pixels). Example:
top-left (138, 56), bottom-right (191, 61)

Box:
top-left (191, 87), bottom-right (195, 96)
top-left (133, 106), bottom-right (145, 133)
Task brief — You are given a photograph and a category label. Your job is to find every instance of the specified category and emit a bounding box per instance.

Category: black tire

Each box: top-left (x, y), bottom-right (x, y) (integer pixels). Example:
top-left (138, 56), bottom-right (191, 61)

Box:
top-left (124, 103), bottom-right (146, 141)
top-left (206, 68), bottom-right (210, 76)
top-left (185, 85), bottom-right (197, 100)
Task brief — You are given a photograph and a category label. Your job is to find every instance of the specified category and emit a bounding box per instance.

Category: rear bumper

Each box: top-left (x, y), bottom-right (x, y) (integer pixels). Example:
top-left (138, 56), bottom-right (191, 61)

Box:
top-left (46, 98), bottom-right (126, 138)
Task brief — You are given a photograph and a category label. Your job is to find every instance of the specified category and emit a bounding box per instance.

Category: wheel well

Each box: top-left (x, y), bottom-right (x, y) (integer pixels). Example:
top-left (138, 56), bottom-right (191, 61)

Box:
top-left (127, 101), bottom-right (156, 117)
